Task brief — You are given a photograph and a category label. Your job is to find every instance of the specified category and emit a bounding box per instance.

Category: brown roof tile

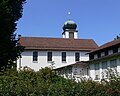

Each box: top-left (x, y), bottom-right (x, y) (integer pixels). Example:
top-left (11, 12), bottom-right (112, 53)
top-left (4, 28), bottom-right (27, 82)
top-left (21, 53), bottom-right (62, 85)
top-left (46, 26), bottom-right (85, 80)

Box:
top-left (90, 38), bottom-right (120, 53)
top-left (19, 37), bottom-right (98, 51)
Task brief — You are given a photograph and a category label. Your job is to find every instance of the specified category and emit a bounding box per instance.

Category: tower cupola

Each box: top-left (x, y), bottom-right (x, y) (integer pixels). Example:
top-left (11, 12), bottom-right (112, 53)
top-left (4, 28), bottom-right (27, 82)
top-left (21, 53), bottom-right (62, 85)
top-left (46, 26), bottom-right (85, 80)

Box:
top-left (63, 20), bottom-right (77, 31)
top-left (62, 20), bottom-right (78, 39)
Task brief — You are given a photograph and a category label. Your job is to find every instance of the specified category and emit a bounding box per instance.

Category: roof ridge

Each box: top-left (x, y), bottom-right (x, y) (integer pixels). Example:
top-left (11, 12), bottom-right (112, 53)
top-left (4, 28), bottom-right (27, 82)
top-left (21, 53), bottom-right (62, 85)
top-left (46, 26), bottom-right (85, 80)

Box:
top-left (100, 38), bottom-right (120, 47)
top-left (21, 36), bottom-right (94, 40)
top-left (90, 38), bottom-right (120, 53)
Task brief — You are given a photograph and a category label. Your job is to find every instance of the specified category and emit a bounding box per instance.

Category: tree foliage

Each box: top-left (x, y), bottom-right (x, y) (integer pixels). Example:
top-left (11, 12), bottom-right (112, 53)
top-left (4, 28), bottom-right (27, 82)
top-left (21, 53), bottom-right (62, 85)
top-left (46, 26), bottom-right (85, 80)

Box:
top-left (0, 0), bottom-right (25, 71)
top-left (0, 67), bottom-right (120, 96)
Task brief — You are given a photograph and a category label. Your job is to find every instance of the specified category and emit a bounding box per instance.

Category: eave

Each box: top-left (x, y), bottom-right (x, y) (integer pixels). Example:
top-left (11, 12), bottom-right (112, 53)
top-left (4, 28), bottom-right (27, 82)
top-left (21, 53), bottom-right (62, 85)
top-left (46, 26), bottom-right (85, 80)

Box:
top-left (88, 52), bottom-right (120, 63)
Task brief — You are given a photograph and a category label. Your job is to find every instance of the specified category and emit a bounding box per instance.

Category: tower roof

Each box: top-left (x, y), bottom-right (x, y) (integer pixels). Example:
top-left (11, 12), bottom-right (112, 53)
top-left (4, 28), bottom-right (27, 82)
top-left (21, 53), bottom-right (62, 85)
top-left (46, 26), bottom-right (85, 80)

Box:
top-left (63, 20), bottom-right (77, 31)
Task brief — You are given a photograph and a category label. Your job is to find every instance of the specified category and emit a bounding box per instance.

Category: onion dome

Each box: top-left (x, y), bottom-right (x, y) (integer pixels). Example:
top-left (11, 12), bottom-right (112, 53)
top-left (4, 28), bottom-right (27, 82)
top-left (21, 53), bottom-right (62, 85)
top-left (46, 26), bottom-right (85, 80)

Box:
top-left (63, 20), bottom-right (77, 31)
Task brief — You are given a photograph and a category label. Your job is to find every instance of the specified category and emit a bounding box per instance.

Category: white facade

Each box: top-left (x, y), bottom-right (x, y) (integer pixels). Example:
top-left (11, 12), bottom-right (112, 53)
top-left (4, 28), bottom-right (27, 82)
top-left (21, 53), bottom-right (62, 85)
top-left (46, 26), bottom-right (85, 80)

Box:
top-left (17, 51), bottom-right (89, 71)
top-left (89, 56), bottom-right (120, 81)
top-left (62, 31), bottom-right (78, 39)
top-left (88, 39), bottom-right (120, 81)
top-left (56, 62), bottom-right (89, 82)
top-left (72, 64), bottom-right (89, 80)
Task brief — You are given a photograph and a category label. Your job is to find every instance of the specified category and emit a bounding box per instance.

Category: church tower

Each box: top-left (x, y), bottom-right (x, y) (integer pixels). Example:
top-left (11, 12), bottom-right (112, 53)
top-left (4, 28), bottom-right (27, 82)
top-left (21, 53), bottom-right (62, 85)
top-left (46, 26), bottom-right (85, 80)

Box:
top-left (62, 19), bottom-right (78, 39)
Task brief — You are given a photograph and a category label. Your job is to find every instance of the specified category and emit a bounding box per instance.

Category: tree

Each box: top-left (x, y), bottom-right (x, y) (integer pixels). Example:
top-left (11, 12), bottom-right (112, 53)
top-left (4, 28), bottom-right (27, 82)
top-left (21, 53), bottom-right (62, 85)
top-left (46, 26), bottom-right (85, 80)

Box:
top-left (0, 0), bottom-right (26, 71)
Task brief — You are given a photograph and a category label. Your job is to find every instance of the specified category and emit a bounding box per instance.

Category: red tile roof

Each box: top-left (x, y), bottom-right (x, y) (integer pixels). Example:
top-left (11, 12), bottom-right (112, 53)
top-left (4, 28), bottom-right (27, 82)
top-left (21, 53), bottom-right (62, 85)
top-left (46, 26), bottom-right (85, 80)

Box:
top-left (90, 38), bottom-right (120, 53)
top-left (19, 37), bottom-right (98, 51)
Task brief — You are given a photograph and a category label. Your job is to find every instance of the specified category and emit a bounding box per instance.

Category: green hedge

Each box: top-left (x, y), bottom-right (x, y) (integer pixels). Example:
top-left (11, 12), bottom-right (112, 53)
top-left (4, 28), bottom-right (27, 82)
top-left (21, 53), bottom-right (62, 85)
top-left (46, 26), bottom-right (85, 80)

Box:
top-left (0, 68), bottom-right (120, 96)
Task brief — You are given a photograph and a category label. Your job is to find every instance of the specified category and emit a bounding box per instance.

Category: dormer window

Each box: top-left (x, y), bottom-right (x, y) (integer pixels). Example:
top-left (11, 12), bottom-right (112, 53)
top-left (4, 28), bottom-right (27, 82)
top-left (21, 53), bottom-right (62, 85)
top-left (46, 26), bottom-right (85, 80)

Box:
top-left (108, 50), bottom-right (113, 55)
top-left (101, 52), bottom-right (105, 57)
top-left (94, 54), bottom-right (98, 59)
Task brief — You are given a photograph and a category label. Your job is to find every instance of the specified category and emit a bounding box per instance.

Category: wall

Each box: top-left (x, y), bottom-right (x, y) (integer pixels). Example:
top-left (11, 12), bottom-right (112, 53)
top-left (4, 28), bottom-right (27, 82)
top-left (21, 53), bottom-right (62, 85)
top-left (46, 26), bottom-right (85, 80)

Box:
top-left (62, 31), bottom-right (78, 39)
top-left (17, 50), bottom-right (89, 71)
top-left (74, 32), bottom-right (78, 39)
top-left (89, 56), bottom-right (120, 81)
top-left (80, 52), bottom-right (89, 61)
top-left (56, 64), bottom-right (89, 81)
top-left (72, 64), bottom-right (89, 80)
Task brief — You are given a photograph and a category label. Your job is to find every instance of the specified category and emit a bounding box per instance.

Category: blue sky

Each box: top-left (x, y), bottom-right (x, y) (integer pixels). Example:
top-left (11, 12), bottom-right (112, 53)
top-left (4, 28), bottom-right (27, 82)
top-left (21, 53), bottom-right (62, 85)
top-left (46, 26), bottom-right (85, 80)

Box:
top-left (16, 0), bottom-right (120, 46)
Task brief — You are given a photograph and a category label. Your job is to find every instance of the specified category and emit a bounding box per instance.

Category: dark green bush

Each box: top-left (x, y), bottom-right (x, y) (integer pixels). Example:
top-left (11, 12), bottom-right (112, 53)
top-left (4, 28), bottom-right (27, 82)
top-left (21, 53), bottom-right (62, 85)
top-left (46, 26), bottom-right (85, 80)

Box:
top-left (0, 67), bottom-right (120, 96)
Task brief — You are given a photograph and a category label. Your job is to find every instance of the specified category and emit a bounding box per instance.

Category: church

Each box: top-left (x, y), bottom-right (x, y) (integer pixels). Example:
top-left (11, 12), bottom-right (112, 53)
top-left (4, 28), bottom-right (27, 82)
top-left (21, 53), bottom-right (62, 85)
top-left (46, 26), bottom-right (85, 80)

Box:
top-left (17, 19), bottom-right (120, 81)
top-left (17, 20), bottom-right (97, 73)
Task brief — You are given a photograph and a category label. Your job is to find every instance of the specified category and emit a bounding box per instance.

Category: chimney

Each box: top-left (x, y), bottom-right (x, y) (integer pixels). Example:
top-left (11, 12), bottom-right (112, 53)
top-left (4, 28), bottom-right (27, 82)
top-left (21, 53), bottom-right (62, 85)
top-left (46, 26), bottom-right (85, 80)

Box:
top-left (18, 34), bottom-right (21, 40)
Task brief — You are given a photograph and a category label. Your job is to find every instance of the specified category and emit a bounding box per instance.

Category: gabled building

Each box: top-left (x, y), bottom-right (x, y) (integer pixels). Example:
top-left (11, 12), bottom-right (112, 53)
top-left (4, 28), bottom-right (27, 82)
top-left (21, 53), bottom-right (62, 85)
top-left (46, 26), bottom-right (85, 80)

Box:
top-left (17, 20), bottom-right (98, 71)
top-left (88, 38), bottom-right (120, 81)
top-left (17, 19), bottom-right (120, 81)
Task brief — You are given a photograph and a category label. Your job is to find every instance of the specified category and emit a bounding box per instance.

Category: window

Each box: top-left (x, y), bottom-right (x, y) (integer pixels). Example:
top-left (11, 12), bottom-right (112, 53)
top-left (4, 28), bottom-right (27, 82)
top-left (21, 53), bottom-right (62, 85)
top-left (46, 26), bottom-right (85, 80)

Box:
top-left (95, 63), bottom-right (99, 70)
top-left (94, 54), bottom-right (97, 59)
top-left (94, 63), bottom-right (100, 80)
top-left (108, 50), bottom-right (113, 55)
top-left (33, 52), bottom-right (38, 62)
top-left (101, 52), bottom-right (105, 57)
top-left (105, 51), bottom-right (108, 56)
top-left (110, 59), bottom-right (117, 68)
top-left (118, 47), bottom-right (120, 52)
top-left (109, 59), bottom-right (117, 75)
top-left (47, 52), bottom-right (52, 61)
top-left (87, 67), bottom-right (89, 76)
top-left (98, 53), bottom-right (101, 58)
top-left (62, 52), bottom-right (66, 62)
top-left (113, 48), bottom-right (118, 53)
top-left (102, 61), bottom-right (107, 69)
top-left (90, 54), bottom-right (94, 60)
top-left (102, 61), bottom-right (107, 78)
top-left (75, 52), bottom-right (80, 61)
top-left (69, 32), bottom-right (74, 39)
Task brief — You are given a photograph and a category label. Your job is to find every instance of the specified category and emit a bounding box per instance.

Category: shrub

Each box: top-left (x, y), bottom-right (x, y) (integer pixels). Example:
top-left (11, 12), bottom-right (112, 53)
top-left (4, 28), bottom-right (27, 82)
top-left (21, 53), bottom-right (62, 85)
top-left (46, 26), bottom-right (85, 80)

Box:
top-left (0, 67), bottom-right (120, 96)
